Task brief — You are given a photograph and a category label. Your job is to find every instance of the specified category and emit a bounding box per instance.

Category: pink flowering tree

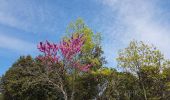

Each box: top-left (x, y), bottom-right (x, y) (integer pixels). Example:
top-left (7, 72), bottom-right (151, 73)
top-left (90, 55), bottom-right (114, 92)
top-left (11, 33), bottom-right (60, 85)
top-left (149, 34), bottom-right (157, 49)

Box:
top-left (37, 34), bottom-right (92, 100)
top-left (37, 34), bottom-right (91, 72)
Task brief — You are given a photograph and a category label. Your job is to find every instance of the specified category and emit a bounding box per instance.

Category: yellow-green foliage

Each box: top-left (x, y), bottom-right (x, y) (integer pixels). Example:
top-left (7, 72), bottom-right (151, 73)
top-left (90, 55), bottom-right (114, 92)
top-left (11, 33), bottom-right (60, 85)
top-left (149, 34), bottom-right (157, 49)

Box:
top-left (65, 18), bottom-right (104, 70)
top-left (0, 93), bottom-right (3, 100)
top-left (66, 18), bottom-right (95, 53)
top-left (91, 68), bottom-right (113, 76)
top-left (81, 27), bottom-right (94, 53)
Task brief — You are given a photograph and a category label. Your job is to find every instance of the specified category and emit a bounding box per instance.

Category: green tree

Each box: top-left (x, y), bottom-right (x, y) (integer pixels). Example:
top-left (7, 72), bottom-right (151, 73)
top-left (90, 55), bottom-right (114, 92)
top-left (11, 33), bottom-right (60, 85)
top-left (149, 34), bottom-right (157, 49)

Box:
top-left (65, 18), bottom-right (106, 99)
top-left (162, 62), bottom-right (170, 99)
top-left (98, 69), bottom-right (140, 100)
top-left (117, 40), bottom-right (164, 100)
top-left (140, 66), bottom-right (165, 99)
top-left (2, 56), bottom-right (63, 100)
top-left (66, 18), bottom-right (106, 70)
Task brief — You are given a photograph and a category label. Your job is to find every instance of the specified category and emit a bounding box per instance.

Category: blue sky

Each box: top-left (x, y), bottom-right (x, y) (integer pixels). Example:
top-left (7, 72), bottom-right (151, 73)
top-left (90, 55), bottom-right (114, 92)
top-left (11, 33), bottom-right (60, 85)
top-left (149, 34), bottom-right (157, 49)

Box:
top-left (0, 0), bottom-right (170, 75)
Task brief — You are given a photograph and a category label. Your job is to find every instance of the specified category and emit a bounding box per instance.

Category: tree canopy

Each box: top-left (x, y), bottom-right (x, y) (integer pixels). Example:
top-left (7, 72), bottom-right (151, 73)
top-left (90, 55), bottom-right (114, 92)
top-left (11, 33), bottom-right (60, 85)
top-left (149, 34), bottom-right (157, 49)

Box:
top-left (1, 19), bottom-right (170, 100)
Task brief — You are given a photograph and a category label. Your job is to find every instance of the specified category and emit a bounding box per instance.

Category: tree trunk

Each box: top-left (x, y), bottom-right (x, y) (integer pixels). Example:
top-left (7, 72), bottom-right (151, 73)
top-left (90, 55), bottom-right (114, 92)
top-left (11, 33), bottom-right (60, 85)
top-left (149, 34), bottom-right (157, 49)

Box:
top-left (138, 72), bottom-right (147, 100)
top-left (70, 69), bottom-right (76, 100)
top-left (61, 89), bottom-right (68, 100)
top-left (142, 83), bottom-right (147, 100)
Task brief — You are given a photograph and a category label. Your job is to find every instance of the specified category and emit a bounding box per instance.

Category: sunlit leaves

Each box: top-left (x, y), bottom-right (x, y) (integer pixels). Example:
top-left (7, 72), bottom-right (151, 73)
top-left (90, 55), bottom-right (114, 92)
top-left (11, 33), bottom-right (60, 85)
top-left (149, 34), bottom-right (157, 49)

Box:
top-left (117, 40), bottom-right (164, 73)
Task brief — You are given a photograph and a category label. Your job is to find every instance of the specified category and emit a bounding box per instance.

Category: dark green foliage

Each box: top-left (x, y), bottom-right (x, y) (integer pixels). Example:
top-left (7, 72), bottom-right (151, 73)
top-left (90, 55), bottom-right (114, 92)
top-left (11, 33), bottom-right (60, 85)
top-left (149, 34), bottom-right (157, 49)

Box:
top-left (162, 67), bottom-right (170, 99)
top-left (75, 73), bottom-right (99, 100)
top-left (0, 93), bottom-right (3, 100)
top-left (99, 71), bottom-right (141, 100)
top-left (2, 56), bottom-right (63, 100)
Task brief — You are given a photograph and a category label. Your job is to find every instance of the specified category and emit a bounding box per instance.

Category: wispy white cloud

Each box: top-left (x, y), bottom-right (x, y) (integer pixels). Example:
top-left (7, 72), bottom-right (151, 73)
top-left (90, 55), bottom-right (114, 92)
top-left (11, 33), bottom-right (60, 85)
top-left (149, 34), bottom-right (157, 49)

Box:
top-left (0, 0), bottom-right (65, 34)
top-left (0, 34), bottom-right (36, 54)
top-left (97, 0), bottom-right (170, 64)
top-left (0, 0), bottom-right (37, 33)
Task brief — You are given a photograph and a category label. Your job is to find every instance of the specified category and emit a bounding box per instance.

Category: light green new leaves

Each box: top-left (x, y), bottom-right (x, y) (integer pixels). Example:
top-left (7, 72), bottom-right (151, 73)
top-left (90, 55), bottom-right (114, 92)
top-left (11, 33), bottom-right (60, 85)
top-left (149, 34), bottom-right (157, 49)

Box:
top-left (117, 40), bottom-right (164, 73)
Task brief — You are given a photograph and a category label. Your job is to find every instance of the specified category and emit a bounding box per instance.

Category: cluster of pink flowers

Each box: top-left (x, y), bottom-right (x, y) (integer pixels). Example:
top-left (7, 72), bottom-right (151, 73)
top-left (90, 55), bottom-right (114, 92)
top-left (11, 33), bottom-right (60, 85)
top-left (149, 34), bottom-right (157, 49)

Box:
top-left (78, 64), bottom-right (91, 72)
top-left (73, 61), bottom-right (92, 72)
top-left (60, 34), bottom-right (84, 61)
top-left (37, 41), bottom-right (60, 63)
top-left (37, 34), bottom-right (92, 72)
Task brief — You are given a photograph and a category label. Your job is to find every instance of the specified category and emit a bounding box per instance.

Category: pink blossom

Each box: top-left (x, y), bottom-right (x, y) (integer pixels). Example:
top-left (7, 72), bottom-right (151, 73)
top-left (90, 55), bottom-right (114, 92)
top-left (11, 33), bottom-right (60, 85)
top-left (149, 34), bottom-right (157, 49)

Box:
top-left (37, 40), bottom-right (59, 63)
top-left (36, 34), bottom-right (92, 72)
top-left (78, 64), bottom-right (92, 72)
top-left (59, 34), bottom-right (84, 60)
